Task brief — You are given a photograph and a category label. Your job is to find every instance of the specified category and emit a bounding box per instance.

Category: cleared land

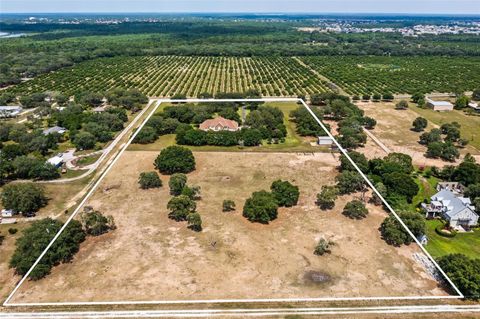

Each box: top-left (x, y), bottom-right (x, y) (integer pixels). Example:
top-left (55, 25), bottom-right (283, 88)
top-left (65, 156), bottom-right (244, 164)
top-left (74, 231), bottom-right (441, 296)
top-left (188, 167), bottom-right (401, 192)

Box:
top-left (410, 105), bottom-right (480, 151)
top-left (300, 56), bottom-right (480, 96)
top-left (356, 101), bottom-right (479, 166)
top-left (11, 151), bottom-right (447, 303)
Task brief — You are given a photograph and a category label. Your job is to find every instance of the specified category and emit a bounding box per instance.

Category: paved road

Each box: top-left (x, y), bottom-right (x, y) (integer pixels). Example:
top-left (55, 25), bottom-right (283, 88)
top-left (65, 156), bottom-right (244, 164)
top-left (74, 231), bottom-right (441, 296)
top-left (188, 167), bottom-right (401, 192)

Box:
top-left (1, 305), bottom-right (479, 318)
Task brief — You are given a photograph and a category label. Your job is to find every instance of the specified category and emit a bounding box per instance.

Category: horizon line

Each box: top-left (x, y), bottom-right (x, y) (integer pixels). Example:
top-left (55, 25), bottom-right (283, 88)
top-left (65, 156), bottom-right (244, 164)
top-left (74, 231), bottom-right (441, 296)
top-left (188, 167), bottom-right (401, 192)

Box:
top-left (1, 12), bottom-right (480, 16)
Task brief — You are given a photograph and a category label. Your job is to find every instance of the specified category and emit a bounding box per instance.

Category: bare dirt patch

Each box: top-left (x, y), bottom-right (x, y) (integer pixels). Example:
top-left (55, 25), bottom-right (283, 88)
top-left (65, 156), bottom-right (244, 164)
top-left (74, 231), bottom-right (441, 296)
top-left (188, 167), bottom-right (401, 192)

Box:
top-left (11, 151), bottom-right (447, 303)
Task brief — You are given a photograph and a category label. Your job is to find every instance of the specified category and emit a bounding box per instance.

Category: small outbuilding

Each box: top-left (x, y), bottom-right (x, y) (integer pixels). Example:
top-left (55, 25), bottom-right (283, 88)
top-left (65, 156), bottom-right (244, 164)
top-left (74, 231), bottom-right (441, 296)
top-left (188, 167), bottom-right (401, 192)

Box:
top-left (47, 155), bottom-right (64, 168)
top-left (317, 136), bottom-right (334, 146)
top-left (469, 101), bottom-right (480, 112)
top-left (43, 126), bottom-right (67, 136)
top-left (426, 98), bottom-right (453, 111)
top-left (0, 105), bottom-right (22, 118)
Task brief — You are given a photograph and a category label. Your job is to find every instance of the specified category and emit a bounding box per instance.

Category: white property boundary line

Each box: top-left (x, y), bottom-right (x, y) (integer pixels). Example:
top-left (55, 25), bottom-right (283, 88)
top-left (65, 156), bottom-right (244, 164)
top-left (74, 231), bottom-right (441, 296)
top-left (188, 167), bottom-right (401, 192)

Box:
top-left (3, 97), bottom-right (463, 308)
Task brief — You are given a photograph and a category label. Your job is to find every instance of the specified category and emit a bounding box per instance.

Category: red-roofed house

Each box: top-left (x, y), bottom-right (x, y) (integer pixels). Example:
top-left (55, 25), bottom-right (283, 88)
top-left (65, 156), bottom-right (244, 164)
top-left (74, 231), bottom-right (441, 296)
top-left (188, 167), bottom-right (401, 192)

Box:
top-left (199, 117), bottom-right (240, 132)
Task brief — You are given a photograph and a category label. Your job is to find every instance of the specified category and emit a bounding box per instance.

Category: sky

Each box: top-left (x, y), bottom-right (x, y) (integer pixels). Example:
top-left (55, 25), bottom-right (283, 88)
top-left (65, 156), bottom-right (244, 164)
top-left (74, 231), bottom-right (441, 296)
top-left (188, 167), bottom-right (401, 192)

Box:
top-left (1, 0), bottom-right (479, 14)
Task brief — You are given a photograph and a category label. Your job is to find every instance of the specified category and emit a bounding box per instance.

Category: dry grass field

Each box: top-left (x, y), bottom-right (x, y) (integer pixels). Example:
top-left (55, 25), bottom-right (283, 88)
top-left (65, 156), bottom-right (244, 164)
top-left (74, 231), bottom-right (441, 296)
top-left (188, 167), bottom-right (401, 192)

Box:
top-left (356, 101), bottom-right (480, 166)
top-left (10, 151), bottom-right (448, 303)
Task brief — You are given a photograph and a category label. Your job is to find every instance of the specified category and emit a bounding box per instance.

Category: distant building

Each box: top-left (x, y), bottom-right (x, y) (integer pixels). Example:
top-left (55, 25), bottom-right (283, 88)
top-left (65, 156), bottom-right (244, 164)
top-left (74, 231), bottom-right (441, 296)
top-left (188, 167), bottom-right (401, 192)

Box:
top-left (469, 101), bottom-right (480, 112)
top-left (0, 105), bottom-right (22, 118)
top-left (199, 117), bottom-right (240, 132)
top-left (422, 188), bottom-right (478, 229)
top-left (426, 98), bottom-right (453, 111)
top-left (92, 106), bottom-right (106, 113)
top-left (43, 126), bottom-right (67, 136)
top-left (317, 136), bottom-right (334, 146)
top-left (47, 155), bottom-right (64, 168)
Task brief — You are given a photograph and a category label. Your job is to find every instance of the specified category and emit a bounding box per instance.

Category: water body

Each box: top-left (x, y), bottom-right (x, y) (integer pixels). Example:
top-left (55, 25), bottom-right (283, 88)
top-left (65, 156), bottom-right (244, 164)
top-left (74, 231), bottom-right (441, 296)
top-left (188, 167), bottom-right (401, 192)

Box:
top-left (0, 32), bottom-right (26, 38)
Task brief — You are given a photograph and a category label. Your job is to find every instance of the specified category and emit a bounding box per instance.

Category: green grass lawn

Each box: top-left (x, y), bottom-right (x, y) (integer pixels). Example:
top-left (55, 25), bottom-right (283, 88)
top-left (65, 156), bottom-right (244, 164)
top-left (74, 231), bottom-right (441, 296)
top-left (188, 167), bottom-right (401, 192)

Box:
top-left (129, 102), bottom-right (328, 153)
top-left (61, 168), bottom-right (89, 179)
top-left (76, 154), bottom-right (101, 167)
top-left (410, 175), bottom-right (439, 210)
top-left (425, 219), bottom-right (480, 259)
top-left (411, 105), bottom-right (480, 152)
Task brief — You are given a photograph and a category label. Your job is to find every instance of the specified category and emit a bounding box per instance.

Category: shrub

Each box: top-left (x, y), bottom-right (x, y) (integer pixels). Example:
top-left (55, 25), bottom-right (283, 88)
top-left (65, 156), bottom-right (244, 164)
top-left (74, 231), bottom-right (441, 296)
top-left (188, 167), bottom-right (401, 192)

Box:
top-left (314, 238), bottom-right (334, 256)
top-left (412, 117), bottom-right (428, 132)
top-left (222, 200), bottom-right (236, 212)
top-left (435, 223), bottom-right (457, 238)
top-left (181, 185), bottom-right (201, 200)
top-left (363, 116), bottom-right (377, 129)
top-left (167, 195), bottom-right (196, 221)
top-left (270, 180), bottom-right (299, 207)
top-left (80, 209), bottom-right (116, 236)
top-left (187, 212), bottom-right (202, 232)
top-left (138, 171), bottom-right (162, 189)
top-left (8, 228), bottom-right (17, 235)
top-left (154, 146), bottom-right (195, 174)
top-left (342, 200), bottom-right (368, 219)
top-left (316, 185), bottom-right (339, 210)
top-left (395, 100), bottom-right (409, 110)
top-left (168, 173), bottom-right (187, 196)
top-left (243, 190), bottom-right (278, 224)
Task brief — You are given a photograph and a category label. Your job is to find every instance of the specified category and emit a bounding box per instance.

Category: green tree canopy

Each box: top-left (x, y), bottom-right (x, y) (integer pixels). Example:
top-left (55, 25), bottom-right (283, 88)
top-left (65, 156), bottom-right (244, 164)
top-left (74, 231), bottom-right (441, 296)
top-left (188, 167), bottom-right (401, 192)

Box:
top-left (243, 190), bottom-right (278, 224)
top-left (412, 117), bottom-right (428, 132)
top-left (342, 200), bottom-right (368, 219)
top-left (270, 180), bottom-right (299, 207)
top-left (167, 195), bottom-right (196, 221)
top-left (155, 146), bottom-right (196, 174)
top-left (316, 185), bottom-right (339, 210)
top-left (80, 209), bottom-right (115, 236)
top-left (10, 218), bottom-right (86, 280)
top-left (1, 183), bottom-right (48, 214)
top-left (438, 254), bottom-right (480, 299)
top-left (138, 171), bottom-right (162, 189)
top-left (335, 170), bottom-right (365, 194)
top-left (168, 173), bottom-right (187, 196)
top-left (380, 212), bottom-right (425, 246)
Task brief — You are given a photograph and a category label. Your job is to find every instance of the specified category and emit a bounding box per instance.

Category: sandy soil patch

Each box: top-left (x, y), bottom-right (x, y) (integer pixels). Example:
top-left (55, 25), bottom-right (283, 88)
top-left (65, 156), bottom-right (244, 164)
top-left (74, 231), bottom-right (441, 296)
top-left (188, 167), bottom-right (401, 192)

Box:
top-left (11, 151), bottom-right (447, 303)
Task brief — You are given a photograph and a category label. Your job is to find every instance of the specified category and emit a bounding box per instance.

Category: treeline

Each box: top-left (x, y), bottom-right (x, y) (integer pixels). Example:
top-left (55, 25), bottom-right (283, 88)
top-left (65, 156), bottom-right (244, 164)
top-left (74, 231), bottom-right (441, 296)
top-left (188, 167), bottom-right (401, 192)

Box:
top-left (136, 102), bottom-right (286, 147)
